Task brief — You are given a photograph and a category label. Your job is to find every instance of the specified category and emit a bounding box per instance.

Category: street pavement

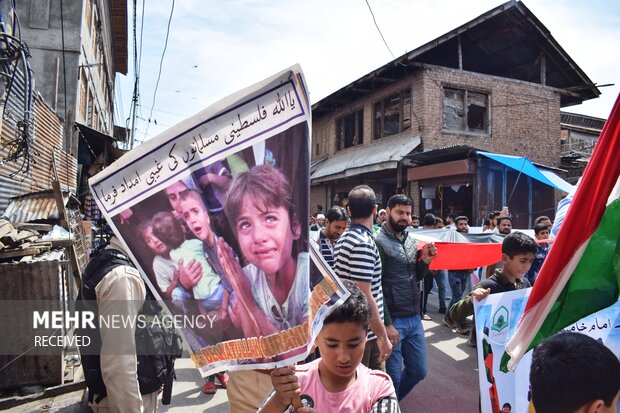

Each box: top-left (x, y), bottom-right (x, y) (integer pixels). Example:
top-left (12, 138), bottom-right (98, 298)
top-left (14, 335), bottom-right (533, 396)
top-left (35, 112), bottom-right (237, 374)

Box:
top-left (401, 306), bottom-right (479, 412)
top-left (6, 292), bottom-right (479, 412)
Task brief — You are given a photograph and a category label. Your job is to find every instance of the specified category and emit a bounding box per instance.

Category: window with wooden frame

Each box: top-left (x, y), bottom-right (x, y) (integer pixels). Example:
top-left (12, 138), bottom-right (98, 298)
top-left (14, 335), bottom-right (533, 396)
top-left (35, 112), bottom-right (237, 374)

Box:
top-left (373, 88), bottom-right (411, 140)
top-left (87, 92), bottom-right (94, 127)
top-left (336, 109), bottom-right (364, 150)
top-left (79, 72), bottom-right (87, 118)
top-left (312, 127), bottom-right (326, 157)
top-left (442, 87), bottom-right (489, 134)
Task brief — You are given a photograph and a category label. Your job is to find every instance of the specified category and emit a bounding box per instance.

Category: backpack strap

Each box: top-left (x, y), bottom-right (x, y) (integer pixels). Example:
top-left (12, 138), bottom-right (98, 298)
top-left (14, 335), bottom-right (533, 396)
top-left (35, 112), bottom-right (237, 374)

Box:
top-left (81, 249), bottom-right (134, 298)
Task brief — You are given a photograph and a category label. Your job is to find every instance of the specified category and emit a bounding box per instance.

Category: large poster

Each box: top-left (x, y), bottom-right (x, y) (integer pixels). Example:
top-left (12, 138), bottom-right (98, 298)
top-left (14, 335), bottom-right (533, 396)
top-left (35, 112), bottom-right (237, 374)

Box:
top-left (474, 289), bottom-right (620, 413)
top-left (89, 66), bottom-right (348, 376)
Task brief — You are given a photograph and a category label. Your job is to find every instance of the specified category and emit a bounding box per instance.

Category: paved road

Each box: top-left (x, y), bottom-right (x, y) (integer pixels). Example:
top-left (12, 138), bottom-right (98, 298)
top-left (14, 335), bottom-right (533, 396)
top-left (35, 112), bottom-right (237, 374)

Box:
top-left (401, 301), bottom-right (479, 412)
top-left (8, 293), bottom-right (479, 412)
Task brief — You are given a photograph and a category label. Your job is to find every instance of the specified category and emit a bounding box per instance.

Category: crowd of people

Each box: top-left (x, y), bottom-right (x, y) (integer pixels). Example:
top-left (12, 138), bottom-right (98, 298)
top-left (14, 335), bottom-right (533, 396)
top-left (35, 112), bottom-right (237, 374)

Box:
top-left (312, 201), bottom-right (555, 345)
top-left (83, 180), bottom-right (619, 412)
top-left (302, 187), bottom-right (617, 412)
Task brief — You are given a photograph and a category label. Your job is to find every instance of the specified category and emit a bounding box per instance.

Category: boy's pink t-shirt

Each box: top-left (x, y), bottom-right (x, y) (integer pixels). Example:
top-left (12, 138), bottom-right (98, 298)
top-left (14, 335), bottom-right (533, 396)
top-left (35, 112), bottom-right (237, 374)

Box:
top-left (292, 359), bottom-right (398, 412)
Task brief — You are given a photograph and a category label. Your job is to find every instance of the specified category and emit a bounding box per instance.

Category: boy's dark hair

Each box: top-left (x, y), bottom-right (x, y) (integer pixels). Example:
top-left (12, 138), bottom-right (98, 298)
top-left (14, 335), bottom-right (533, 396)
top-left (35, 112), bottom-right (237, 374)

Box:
top-left (502, 402), bottom-right (511, 410)
top-left (534, 223), bottom-right (550, 235)
top-left (225, 164), bottom-right (295, 223)
top-left (324, 279), bottom-right (370, 329)
top-left (423, 213), bottom-right (437, 227)
top-left (530, 332), bottom-right (620, 413)
top-left (325, 206), bottom-right (348, 223)
top-left (497, 216), bottom-right (512, 226)
top-left (225, 164), bottom-right (302, 257)
top-left (490, 211), bottom-right (500, 219)
top-left (347, 185), bottom-right (376, 219)
top-left (455, 215), bottom-right (469, 225)
top-left (501, 231), bottom-right (536, 257)
top-left (534, 215), bottom-right (550, 226)
top-left (411, 215), bottom-right (419, 221)
top-left (387, 194), bottom-right (412, 209)
top-left (151, 211), bottom-right (185, 250)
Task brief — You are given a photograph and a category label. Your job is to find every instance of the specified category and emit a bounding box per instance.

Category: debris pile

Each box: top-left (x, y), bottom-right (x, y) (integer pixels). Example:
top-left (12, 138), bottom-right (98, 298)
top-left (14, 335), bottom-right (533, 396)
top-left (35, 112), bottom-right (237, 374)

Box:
top-left (0, 220), bottom-right (72, 262)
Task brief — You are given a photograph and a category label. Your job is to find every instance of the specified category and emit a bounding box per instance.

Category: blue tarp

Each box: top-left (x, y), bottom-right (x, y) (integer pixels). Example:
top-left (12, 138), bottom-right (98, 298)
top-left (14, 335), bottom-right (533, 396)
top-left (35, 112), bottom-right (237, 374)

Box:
top-left (477, 151), bottom-right (574, 193)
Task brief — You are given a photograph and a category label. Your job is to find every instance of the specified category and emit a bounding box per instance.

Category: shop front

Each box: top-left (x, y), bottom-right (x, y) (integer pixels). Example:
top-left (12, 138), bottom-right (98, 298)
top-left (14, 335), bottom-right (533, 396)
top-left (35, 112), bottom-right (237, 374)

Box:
top-left (407, 146), bottom-right (573, 228)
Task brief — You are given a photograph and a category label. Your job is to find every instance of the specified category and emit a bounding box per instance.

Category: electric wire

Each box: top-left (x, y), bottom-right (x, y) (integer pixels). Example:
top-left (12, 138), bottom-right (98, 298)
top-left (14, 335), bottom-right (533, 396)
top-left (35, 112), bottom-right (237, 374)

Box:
top-left (0, 1), bottom-right (37, 177)
top-left (128, 0), bottom-right (139, 148)
top-left (142, 0), bottom-right (175, 142)
top-left (364, 0), bottom-right (395, 59)
top-left (136, 0), bottom-right (146, 119)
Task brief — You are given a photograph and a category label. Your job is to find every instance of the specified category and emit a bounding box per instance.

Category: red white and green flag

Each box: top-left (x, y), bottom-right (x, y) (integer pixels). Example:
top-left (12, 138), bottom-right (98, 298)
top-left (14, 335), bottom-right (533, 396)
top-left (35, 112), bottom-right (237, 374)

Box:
top-left (502, 93), bottom-right (620, 371)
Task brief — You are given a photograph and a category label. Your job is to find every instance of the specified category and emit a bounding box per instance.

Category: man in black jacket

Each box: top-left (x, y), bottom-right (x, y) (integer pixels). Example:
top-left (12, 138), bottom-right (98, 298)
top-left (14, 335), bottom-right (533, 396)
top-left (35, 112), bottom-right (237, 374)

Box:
top-left (375, 194), bottom-right (437, 401)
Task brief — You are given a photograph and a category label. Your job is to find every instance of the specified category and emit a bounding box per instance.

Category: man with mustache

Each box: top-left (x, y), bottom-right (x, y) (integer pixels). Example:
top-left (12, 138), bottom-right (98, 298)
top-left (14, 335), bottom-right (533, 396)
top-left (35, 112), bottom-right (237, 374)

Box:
top-left (375, 194), bottom-right (437, 400)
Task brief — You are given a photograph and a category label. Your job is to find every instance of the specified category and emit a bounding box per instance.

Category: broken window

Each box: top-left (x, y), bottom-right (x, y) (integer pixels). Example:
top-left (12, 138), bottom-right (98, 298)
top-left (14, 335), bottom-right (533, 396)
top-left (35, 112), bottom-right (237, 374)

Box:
top-left (374, 88), bottom-right (412, 139)
top-left (443, 87), bottom-right (489, 134)
top-left (337, 109), bottom-right (364, 150)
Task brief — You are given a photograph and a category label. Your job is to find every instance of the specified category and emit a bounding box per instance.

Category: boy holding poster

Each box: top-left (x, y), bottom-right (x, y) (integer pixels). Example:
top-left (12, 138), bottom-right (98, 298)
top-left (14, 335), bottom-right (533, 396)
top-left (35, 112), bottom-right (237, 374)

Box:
top-left (258, 279), bottom-right (399, 413)
top-left (449, 232), bottom-right (535, 344)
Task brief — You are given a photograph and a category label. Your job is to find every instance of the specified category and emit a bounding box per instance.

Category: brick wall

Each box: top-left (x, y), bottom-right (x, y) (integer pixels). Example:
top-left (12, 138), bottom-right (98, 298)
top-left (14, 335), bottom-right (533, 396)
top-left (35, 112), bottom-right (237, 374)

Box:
top-left (311, 72), bottom-right (423, 161)
top-left (311, 65), bottom-right (564, 212)
top-left (312, 65), bottom-right (561, 168)
top-left (418, 65), bottom-right (561, 167)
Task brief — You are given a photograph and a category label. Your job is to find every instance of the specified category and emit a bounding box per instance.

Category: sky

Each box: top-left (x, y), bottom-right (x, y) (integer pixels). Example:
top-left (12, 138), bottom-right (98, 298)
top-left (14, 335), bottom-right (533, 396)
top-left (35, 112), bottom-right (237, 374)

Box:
top-left (116, 0), bottom-right (620, 145)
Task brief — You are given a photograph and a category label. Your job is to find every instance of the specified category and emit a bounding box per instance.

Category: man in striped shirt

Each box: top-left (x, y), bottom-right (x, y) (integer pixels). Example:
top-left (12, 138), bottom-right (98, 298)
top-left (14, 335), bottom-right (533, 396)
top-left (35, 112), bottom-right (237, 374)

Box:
top-left (315, 206), bottom-right (349, 268)
top-left (333, 185), bottom-right (392, 370)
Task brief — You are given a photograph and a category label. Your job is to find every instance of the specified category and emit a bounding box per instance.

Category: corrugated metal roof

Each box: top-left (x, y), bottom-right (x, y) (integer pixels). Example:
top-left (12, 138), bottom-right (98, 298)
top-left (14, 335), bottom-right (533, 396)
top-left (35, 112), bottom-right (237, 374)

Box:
top-left (3, 190), bottom-right (73, 224)
top-left (560, 111), bottom-right (605, 131)
top-left (406, 145), bottom-right (478, 165)
top-left (311, 135), bottom-right (421, 181)
top-left (0, 177), bottom-right (29, 216)
top-left (0, 70), bottom-right (77, 216)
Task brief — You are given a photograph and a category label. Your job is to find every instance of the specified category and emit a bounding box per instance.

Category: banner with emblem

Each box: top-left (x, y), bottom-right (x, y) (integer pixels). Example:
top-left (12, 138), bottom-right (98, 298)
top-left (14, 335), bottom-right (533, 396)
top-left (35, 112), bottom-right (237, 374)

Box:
top-left (89, 65), bottom-right (349, 376)
top-left (474, 288), bottom-right (619, 412)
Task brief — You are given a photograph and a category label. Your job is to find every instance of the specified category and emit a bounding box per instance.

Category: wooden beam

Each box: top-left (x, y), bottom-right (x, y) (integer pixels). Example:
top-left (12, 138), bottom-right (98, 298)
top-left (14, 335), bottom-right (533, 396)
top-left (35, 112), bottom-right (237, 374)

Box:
top-left (15, 223), bottom-right (53, 232)
top-left (540, 51), bottom-right (546, 85)
top-left (408, 159), bottom-right (471, 181)
top-left (51, 152), bottom-right (83, 285)
top-left (458, 35), bottom-right (463, 70)
top-left (350, 87), bottom-right (373, 93)
top-left (0, 246), bottom-right (47, 260)
top-left (373, 76), bottom-right (398, 83)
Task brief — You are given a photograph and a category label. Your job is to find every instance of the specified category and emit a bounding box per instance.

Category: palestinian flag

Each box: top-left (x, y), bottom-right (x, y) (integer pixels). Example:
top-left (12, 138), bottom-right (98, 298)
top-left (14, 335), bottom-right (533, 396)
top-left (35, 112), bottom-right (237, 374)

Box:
top-left (502, 93), bottom-right (620, 372)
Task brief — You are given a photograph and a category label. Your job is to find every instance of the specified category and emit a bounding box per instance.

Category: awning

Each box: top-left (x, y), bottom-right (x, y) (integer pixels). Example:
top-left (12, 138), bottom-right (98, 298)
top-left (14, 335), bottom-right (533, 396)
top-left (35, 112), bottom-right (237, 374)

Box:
top-left (75, 122), bottom-right (116, 156)
top-left (477, 151), bottom-right (574, 193)
top-left (76, 122), bottom-right (129, 163)
top-left (311, 135), bottom-right (421, 182)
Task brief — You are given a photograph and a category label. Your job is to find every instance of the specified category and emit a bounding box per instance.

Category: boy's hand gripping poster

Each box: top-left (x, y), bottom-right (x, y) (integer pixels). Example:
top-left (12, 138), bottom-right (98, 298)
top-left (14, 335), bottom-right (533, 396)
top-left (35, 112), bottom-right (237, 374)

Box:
top-left (89, 66), bottom-right (349, 376)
